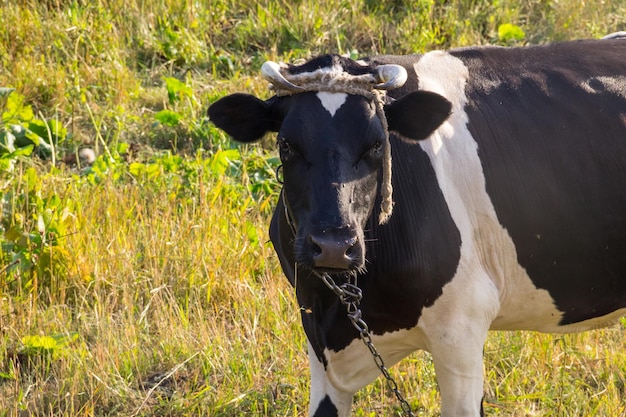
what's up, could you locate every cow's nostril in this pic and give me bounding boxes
[345,237,358,258]
[309,237,323,257]
[309,233,359,270]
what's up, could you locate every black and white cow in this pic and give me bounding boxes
[208,38,626,416]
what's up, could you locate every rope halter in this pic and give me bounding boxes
[261,59,408,224]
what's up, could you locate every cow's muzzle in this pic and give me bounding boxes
[308,228,362,271]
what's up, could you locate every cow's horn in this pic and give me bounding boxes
[374,64,408,90]
[261,61,305,92]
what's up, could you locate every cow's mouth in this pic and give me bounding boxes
[311,264,364,276]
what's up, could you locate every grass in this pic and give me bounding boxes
[1,159,304,416]
[1,0,625,416]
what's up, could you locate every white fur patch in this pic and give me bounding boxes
[316,92,347,117]
[413,51,626,334]
[581,75,626,98]
[308,343,353,417]
[412,51,566,333]
[321,327,424,394]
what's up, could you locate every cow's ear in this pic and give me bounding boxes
[385,91,452,140]
[208,93,281,143]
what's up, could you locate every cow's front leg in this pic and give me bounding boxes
[429,335,486,417]
[308,343,354,417]
[420,270,498,417]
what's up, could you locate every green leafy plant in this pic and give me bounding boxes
[83,142,130,185]
[498,23,526,44]
[0,89,70,170]
[152,76,209,151]
[1,167,76,301]
[20,333,78,361]
[153,16,206,67]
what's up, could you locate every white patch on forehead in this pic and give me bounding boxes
[413,51,570,333]
[581,75,626,98]
[316,91,348,117]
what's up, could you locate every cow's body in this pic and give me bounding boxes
[208,38,626,417]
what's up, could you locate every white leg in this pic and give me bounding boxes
[418,268,499,417]
[308,342,354,417]
[429,333,486,417]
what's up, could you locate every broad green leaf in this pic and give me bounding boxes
[22,335,57,351]
[28,119,67,144]
[4,225,23,242]
[498,23,525,43]
[24,166,38,191]
[0,87,15,98]
[164,76,193,104]
[115,142,129,155]
[129,162,146,176]
[47,119,67,143]
[0,130,16,152]
[10,124,33,147]
[7,144,34,158]
[4,91,33,123]
[245,220,259,248]
[27,119,48,142]
[0,371,13,380]
[154,109,181,126]
[209,148,241,176]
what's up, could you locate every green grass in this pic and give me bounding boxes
[1,1,625,416]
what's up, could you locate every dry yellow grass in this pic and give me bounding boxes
[1,1,625,416]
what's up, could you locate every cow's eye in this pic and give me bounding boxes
[355,140,384,170]
[368,141,383,157]
[278,137,310,166]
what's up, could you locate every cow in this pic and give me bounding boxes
[207,38,626,417]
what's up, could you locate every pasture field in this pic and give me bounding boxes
[1,0,625,415]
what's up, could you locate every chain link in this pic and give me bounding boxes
[318,273,416,417]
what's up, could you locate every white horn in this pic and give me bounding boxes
[374,64,408,90]
[261,61,304,92]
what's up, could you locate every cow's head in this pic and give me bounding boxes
[208,55,451,274]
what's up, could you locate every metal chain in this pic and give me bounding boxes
[318,272,416,417]
[282,189,414,415]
